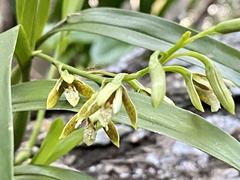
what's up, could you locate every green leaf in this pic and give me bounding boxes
[14,25,32,69]
[0,26,19,180]
[13,26,34,151]
[14,165,94,180]
[37,8,240,87]
[31,118,64,165]
[16,0,50,48]
[46,127,85,164]
[15,175,54,180]
[12,80,240,170]
[13,111,30,151]
[90,37,134,65]
[62,0,84,18]
[34,0,51,44]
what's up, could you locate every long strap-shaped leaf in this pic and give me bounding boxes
[16,0,50,49]
[12,80,240,170]
[37,8,240,87]
[14,165,94,180]
[0,26,19,180]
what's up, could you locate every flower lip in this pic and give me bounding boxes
[192,73,220,112]
[46,71,94,109]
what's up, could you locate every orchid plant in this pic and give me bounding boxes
[1,1,240,179]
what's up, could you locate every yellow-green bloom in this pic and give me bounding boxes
[205,64,235,114]
[185,51,235,114]
[76,74,137,130]
[192,73,220,112]
[47,70,94,109]
[79,84,137,130]
[60,76,137,147]
[89,111,120,147]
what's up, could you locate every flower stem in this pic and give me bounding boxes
[34,52,107,84]
[168,51,212,66]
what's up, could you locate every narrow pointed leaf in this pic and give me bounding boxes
[45,128,84,164]
[31,119,64,165]
[14,25,32,70]
[11,80,240,170]
[16,0,50,48]
[37,8,240,87]
[0,26,19,180]
[14,165,94,180]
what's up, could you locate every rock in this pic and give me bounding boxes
[210,168,240,180]
[172,141,209,167]
[126,128,150,143]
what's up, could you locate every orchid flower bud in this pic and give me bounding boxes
[214,18,240,34]
[205,64,235,114]
[149,51,166,108]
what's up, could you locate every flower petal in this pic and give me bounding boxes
[192,73,212,90]
[112,87,123,114]
[61,70,74,84]
[96,82,121,106]
[96,73,125,106]
[104,121,120,147]
[78,92,101,120]
[72,77,94,98]
[46,78,65,109]
[195,87,220,112]
[184,74,204,112]
[59,113,80,139]
[122,86,138,129]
